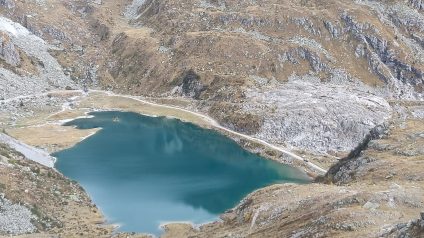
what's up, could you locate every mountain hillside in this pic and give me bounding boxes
[0,0,423,237]
[1,0,423,156]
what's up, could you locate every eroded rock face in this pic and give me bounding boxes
[240,75,392,153]
[181,70,203,98]
[0,17,76,101]
[111,0,422,154]
[410,0,424,10]
[0,32,20,66]
[163,109,424,238]
[120,0,423,98]
[343,2,424,99]
[1,0,423,156]
[172,69,205,99]
[0,0,15,9]
[382,213,424,237]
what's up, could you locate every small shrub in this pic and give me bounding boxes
[8,159,17,165]
[31,167,41,175]
[0,183,6,191]
[31,205,43,218]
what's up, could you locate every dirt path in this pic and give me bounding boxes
[90,90,328,174]
[1,90,84,103]
[3,89,327,174]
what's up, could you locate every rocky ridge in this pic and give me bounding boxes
[1,0,423,155]
[0,16,76,100]
[0,0,423,237]
[110,0,423,154]
[163,102,424,237]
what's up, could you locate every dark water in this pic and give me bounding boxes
[53,111,309,235]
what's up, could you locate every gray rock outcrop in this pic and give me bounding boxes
[0,16,76,100]
[241,74,392,153]
[0,0,15,9]
[0,194,36,235]
[0,32,20,66]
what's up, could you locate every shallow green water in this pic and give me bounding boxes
[53,111,309,235]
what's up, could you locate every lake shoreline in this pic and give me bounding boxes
[2,90,317,236]
[59,107,320,178]
[6,90,326,176]
[53,110,311,235]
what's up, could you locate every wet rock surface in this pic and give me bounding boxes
[172,69,205,99]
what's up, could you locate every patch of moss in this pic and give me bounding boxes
[30,205,43,219]
[0,183,6,191]
[31,167,41,175]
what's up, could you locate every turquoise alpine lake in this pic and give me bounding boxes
[53,111,310,235]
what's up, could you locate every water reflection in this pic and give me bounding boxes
[53,111,309,235]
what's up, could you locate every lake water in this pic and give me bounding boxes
[53,111,309,235]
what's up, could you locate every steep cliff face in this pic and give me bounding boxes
[0,32,20,66]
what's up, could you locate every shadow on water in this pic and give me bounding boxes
[53,111,310,235]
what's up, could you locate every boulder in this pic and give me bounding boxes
[0,0,15,9]
[0,32,20,66]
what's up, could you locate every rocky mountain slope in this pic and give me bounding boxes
[0,0,423,237]
[1,0,423,155]
[109,0,423,155]
[0,143,113,237]
[0,141,156,237]
[163,102,424,237]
